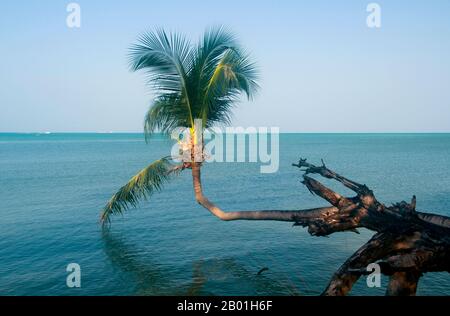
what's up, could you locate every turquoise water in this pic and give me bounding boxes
[0,133,449,296]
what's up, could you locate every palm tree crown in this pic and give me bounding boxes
[129,27,259,136]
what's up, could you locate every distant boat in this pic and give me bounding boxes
[35,132,51,136]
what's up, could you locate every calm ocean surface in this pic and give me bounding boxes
[0,133,449,296]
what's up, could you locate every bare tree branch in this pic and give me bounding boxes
[193,157,450,296]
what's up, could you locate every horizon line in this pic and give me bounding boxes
[2,131,450,134]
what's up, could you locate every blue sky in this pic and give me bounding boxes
[1,0,450,132]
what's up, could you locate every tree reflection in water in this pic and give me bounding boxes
[101,229,308,296]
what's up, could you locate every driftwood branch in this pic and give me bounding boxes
[193,157,450,295]
[290,158,450,296]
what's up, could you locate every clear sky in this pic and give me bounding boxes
[1,0,450,132]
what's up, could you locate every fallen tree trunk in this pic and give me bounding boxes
[195,158,450,296]
[291,158,450,296]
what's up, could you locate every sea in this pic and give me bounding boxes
[0,133,449,295]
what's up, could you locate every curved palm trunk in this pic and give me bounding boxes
[191,162,335,222]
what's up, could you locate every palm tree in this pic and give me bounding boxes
[101,27,327,224]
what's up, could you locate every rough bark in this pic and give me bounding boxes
[189,158,450,296]
[386,271,420,296]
